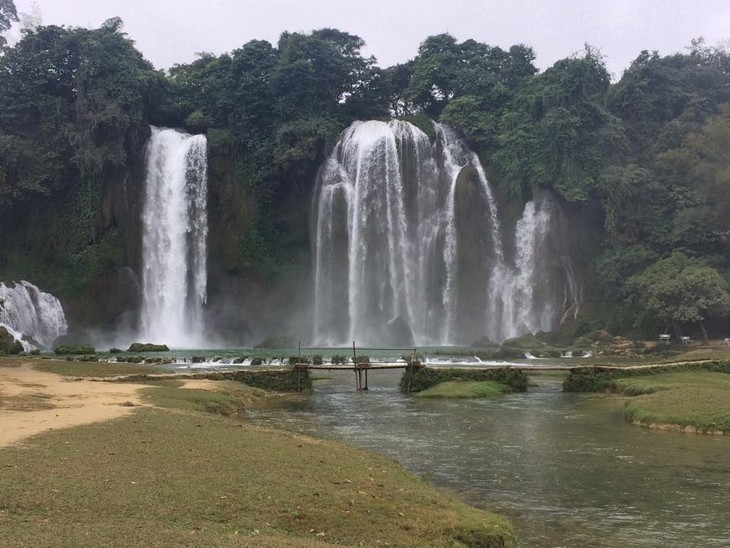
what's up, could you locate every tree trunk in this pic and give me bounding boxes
[699,320,709,344]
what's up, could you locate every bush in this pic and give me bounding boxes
[127,343,169,352]
[330,354,347,364]
[312,354,323,365]
[563,361,730,392]
[54,344,96,355]
[400,367,528,394]
[288,355,311,365]
[250,357,263,366]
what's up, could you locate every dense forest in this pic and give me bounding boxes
[1,6,730,343]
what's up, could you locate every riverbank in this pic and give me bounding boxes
[0,358,517,547]
[564,361,730,434]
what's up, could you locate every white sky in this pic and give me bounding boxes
[7,0,730,80]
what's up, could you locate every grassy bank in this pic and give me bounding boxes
[618,372,730,433]
[564,361,730,434]
[415,380,512,399]
[0,360,517,547]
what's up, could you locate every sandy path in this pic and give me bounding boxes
[0,363,148,448]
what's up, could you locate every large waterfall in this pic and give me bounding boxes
[140,127,208,348]
[312,120,579,346]
[0,281,67,350]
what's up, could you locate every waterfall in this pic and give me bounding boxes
[313,120,580,346]
[140,127,208,348]
[0,281,67,349]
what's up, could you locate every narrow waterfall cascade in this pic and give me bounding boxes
[140,126,208,348]
[0,281,67,350]
[312,120,580,346]
[497,192,581,341]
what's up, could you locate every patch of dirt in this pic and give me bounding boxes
[0,363,149,447]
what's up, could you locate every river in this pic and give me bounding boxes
[247,370,730,547]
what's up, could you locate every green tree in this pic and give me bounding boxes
[492,47,627,201]
[628,252,730,341]
[405,34,536,117]
[0,0,18,39]
[607,44,730,160]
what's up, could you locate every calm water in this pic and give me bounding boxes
[247,371,730,547]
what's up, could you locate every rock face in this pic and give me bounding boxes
[380,316,415,348]
[0,326,23,354]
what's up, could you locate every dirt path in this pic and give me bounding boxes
[0,363,149,448]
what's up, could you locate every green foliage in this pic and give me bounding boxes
[0,0,18,37]
[228,369,311,392]
[127,343,170,352]
[628,252,730,337]
[563,360,730,392]
[53,344,96,355]
[492,47,628,202]
[400,367,528,394]
[405,34,536,117]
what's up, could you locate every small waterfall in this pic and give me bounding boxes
[499,192,580,339]
[140,127,208,348]
[313,120,581,346]
[0,281,67,349]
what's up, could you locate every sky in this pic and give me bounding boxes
[7,0,730,80]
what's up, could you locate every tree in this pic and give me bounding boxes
[492,47,627,201]
[628,252,730,341]
[0,0,18,34]
[607,45,730,160]
[405,34,536,117]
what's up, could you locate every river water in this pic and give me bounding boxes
[247,370,730,547]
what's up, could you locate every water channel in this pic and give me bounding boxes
[247,370,730,547]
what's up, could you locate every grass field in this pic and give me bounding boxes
[616,371,730,433]
[0,359,517,547]
[415,380,511,399]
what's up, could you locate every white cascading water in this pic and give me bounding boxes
[140,127,208,348]
[0,281,67,349]
[313,120,580,346]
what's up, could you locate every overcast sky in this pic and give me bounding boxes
[8,0,730,80]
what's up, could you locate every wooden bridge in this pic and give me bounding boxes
[293,361,580,390]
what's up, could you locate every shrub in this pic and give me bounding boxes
[54,344,96,355]
[400,367,528,394]
[127,343,169,352]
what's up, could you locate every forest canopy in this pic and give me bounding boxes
[1,11,730,338]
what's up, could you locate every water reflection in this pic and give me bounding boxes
[247,371,730,547]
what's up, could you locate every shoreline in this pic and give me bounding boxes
[0,358,518,547]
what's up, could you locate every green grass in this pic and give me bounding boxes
[143,380,269,416]
[616,371,730,433]
[0,384,517,547]
[415,380,511,399]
